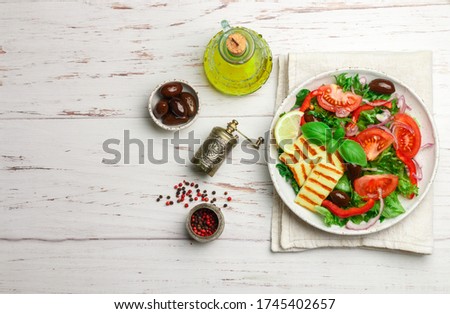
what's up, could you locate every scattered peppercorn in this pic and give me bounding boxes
[223,204,228,208]
[184,203,189,208]
[158,182,233,209]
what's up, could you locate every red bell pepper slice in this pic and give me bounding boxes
[395,150,417,199]
[321,199,376,218]
[299,89,322,112]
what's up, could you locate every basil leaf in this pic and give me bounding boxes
[338,139,367,166]
[301,122,330,146]
[292,89,310,109]
[333,125,345,140]
[326,138,340,154]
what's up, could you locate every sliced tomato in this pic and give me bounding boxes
[356,128,394,161]
[317,84,362,114]
[354,174,398,199]
[392,113,421,159]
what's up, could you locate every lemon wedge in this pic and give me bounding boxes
[274,110,303,155]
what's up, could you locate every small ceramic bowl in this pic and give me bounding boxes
[186,203,225,243]
[148,79,200,131]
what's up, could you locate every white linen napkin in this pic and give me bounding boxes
[271,52,434,254]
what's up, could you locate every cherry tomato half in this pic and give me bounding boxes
[354,174,399,199]
[317,84,362,114]
[356,128,394,161]
[392,113,421,159]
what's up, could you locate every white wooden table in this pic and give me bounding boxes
[1,0,450,293]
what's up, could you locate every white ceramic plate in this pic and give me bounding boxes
[268,68,439,235]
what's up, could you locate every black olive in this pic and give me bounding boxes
[329,190,351,208]
[369,79,395,95]
[346,163,362,181]
[304,112,318,123]
[160,82,182,97]
[169,97,188,118]
[153,99,169,118]
[180,92,197,117]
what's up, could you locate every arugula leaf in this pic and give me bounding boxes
[367,146,419,198]
[382,192,405,219]
[357,109,380,130]
[292,89,310,109]
[276,163,300,194]
[315,206,347,227]
[307,104,351,129]
[397,171,419,197]
[338,139,368,166]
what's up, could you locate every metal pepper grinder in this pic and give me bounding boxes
[191,120,264,176]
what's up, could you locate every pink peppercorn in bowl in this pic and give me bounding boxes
[186,203,224,243]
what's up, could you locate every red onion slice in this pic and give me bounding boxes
[362,167,379,172]
[420,143,434,150]
[336,107,351,118]
[397,95,412,114]
[346,123,359,137]
[346,189,384,231]
[359,76,367,85]
[375,109,391,122]
[412,158,423,181]
[391,120,415,135]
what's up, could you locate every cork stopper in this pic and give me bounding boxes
[226,33,247,56]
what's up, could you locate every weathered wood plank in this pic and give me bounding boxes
[0,1,448,119]
[1,239,450,293]
[0,116,449,240]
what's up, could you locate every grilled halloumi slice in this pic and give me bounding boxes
[293,136,325,166]
[279,152,315,187]
[295,162,344,211]
[279,135,344,187]
[278,136,325,187]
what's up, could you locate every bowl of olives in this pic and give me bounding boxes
[148,80,199,131]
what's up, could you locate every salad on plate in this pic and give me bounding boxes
[274,73,431,230]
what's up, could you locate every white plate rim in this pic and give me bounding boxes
[268,67,439,236]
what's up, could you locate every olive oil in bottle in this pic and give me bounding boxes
[203,20,273,96]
